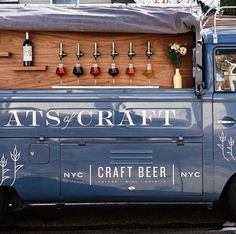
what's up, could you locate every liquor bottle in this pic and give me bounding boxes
[23,32,33,66]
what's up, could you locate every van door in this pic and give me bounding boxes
[213,48,236,192]
[60,90,203,201]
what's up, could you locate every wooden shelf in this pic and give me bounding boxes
[0,52,12,57]
[12,66,47,71]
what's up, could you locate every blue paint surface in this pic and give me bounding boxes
[0,29,235,204]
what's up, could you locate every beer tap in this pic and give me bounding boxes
[127,41,136,60]
[90,42,101,86]
[59,42,67,62]
[56,43,67,85]
[145,41,153,59]
[110,41,119,62]
[108,41,119,86]
[126,42,136,86]
[144,41,155,85]
[73,42,84,85]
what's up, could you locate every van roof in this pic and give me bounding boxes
[0,4,200,34]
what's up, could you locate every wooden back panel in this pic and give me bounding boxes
[0,31,193,89]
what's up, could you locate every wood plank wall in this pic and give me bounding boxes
[0,31,193,89]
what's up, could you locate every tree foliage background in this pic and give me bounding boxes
[221,0,236,15]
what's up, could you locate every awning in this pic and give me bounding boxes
[0,4,200,33]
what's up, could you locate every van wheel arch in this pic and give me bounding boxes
[0,187,9,220]
[220,173,236,218]
[0,186,21,221]
[219,173,236,201]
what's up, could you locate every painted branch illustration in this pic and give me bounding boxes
[0,154,10,186]
[10,145,23,186]
[227,137,236,160]
[217,131,229,161]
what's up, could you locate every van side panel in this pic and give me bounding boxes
[0,90,209,202]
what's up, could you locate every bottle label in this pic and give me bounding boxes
[23,45,32,61]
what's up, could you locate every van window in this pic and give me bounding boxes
[215,49,236,92]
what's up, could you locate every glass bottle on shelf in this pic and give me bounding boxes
[23,32,33,66]
[143,41,154,85]
[56,43,67,85]
[73,42,84,85]
[108,41,119,85]
[125,42,136,86]
[90,42,101,86]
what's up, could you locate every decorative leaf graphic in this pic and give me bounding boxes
[217,144,223,150]
[15,165,23,173]
[0,154,10,186]
[219,131,227,142]
[3,176,10,181]
[3,169,10,174]
[10,145,21,162]
[228,137,235,147]
[0,155,7,167]
[10,146,23,186]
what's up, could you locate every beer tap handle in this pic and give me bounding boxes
[128,42,136,59]
[76,42,84,60]
[93,42,101,60]
[111,41,119,59]
[59,42,67,61]
[145,41,153,59]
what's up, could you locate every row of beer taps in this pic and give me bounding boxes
[56,41,154,86]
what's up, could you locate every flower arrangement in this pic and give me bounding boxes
[168,43,187,68]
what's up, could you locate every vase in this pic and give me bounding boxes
[173,68,182,88]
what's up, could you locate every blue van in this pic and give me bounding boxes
[0,4,236,219]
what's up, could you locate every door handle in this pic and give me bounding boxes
[217,116,236,127]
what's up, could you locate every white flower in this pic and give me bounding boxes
[179,47,187,56]
[171,43,180,51]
